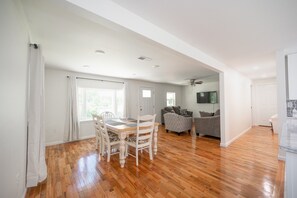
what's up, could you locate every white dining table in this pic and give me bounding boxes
[105,118,159,168]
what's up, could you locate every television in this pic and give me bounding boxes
[197,91,217,103]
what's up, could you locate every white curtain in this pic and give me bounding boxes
[64,76,80,141]
[26,45,47,187]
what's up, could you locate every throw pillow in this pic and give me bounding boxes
[172,106,181,115]
[180,109,187,115]
[200,111,214,117]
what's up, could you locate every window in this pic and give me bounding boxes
[166,92,176,106]
[78,88,124,121]
[142,89,151,98]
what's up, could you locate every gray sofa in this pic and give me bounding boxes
[164,113,192,135]
[161,106,193,124]
[194,109,220,138]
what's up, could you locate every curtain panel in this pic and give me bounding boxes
[64,76,80,142]
[26,45,47,187]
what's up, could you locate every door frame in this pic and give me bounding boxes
[138,86,155,116]
[251,81,277,126]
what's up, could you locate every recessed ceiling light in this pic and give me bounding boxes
[82,65,90,68]
[95,50,105,54]
[138,56,152,61]
[152,65,160,68]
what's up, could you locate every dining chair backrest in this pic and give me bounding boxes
[136,114,156,147]
[97,119,110,144]
[92,114,102,125]
[92,114,103,152]
[100,111,115,121]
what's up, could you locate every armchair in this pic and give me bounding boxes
[161,106,193,124]
[164,113,192,135]
[194,115,220,138]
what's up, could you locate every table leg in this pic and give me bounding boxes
[119,132,127,168]
[153,125,158,155]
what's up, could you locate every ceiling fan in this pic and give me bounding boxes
[190,79,203,86]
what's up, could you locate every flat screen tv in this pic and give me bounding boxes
[197,91,217,103]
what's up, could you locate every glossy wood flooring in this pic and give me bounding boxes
[26,126,284,198]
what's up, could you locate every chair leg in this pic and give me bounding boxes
[101,141,104,156]
[107,146,111,162]
[149,146,153,160]
[178,133,181,136]
[166,129,168,133]
[125,144,128,157]
[95,135,98,150]
[98,140,101,155]
[136,149,139,166]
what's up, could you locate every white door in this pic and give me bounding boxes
[252,83,277,126]
[139,87,155,116]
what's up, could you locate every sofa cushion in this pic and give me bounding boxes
[172,106,181,115]
[200,111,214,117]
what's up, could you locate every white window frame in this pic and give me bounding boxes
[142,89,152,98]
[166,92,176,106]
[77,87,124,121]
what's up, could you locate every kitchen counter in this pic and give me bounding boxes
[280,118,297,198]
[280,118,297,153]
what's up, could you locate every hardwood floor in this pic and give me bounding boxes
[26,126,284,198]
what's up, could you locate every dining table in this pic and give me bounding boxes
[104,118,160,168]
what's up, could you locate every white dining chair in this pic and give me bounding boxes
[98,119,120,162]
[92,114,103,153]
[100,111,116,120]
[125,114,156,166]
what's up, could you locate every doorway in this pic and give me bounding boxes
[139,86,155,116]
[252,82,277,126]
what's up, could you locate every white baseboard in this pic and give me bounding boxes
[220,126,251,147]
[45,140,64,146]
[80,135,96,140]
[45,135,96,146]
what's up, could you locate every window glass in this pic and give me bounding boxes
[78,88,124,121]
[142,90,151,98]
[166,92,176,106]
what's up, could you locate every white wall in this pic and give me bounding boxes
[0,1,30,197]
[45,68,182,145]
[181,82,220,117]
[220,69,252,147]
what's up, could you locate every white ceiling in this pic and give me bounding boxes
[112,0,297,79]
[21,0,219,85]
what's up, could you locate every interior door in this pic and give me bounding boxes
[139,87,155,116]
[252,83,277,126]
